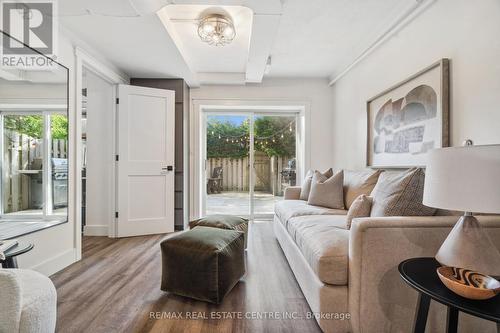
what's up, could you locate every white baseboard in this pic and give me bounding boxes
[83,224,108,236]
[30,248,77,276]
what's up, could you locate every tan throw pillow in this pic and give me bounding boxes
[346,195,373,229]
[307,170,344,209]
[370,168,436,217]
[300,168,333,201]
[343,169,382,209]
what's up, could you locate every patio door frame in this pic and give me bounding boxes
[200,108,303,221]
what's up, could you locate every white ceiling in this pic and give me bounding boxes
[58,0,420,86]
[59,0,198,84]
[270,0,414,78]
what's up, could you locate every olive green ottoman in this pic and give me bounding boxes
[189,215,249,248]
[160,226,245,304]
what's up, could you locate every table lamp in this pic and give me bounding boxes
[423,144,500,277]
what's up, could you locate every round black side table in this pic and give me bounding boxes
[0,242,34,268]
[399,257,500,333]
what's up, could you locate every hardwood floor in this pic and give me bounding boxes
[51,222,321,333]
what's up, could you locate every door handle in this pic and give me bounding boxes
[162,166,174,171]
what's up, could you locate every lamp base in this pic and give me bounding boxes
[436,213,500,277]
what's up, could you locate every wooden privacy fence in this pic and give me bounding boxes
[2,130,68,213]
[206,152,292,196]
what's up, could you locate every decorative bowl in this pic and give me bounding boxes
[437,266,500,300]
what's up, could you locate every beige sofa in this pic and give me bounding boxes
[274,172,500,333]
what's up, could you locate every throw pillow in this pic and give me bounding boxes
[370,168,436,217]
[307,170,344,209]
[346,194,373,229]
[343,169,382,209]
[299,168,333,201]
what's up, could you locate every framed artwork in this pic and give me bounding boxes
[366,59,450,168]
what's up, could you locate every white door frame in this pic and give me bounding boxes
[74,47,129,258]
[190,99,310,221]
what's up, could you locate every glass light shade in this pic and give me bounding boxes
[202,23,215,33]
[223,26,234,37]
[197,14,236,46]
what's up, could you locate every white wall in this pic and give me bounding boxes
[0,82,66,103]
[191,78,335,170]
[330,0,500,169]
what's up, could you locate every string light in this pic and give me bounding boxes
[209,119,295,143]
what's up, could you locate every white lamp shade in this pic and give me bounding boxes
[423,144,500,214]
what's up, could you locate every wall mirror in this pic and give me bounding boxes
[0,31,69,239]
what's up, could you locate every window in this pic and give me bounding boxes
[0,111,68,219]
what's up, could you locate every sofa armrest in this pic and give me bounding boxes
[284,186,301,200]
[348,216,500,333]
[0,270,22,333]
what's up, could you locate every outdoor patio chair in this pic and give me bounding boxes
[207,166,223,194]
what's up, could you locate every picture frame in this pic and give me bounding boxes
[366,59,450,168]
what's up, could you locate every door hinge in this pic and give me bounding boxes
[116,98,119,104]
[115,212,119,218]
[115,155,119,161]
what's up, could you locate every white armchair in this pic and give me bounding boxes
[0,269,57,333]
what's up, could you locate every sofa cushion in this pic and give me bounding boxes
[307,170,345,209]
[370,168,436,217]
[346,194,373,229]
[299,168,333,201]
[274,200,347,226]
[286,214,348,239]
[343,169,382,209]
[286,215,349,285]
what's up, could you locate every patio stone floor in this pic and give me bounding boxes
[206,191,283,217]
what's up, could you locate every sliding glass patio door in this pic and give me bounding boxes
[203,112,297,220]
[205,114,252,217]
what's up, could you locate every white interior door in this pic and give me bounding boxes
[116,84,175,237]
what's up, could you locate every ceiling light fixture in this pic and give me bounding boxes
[197,14,235,46]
